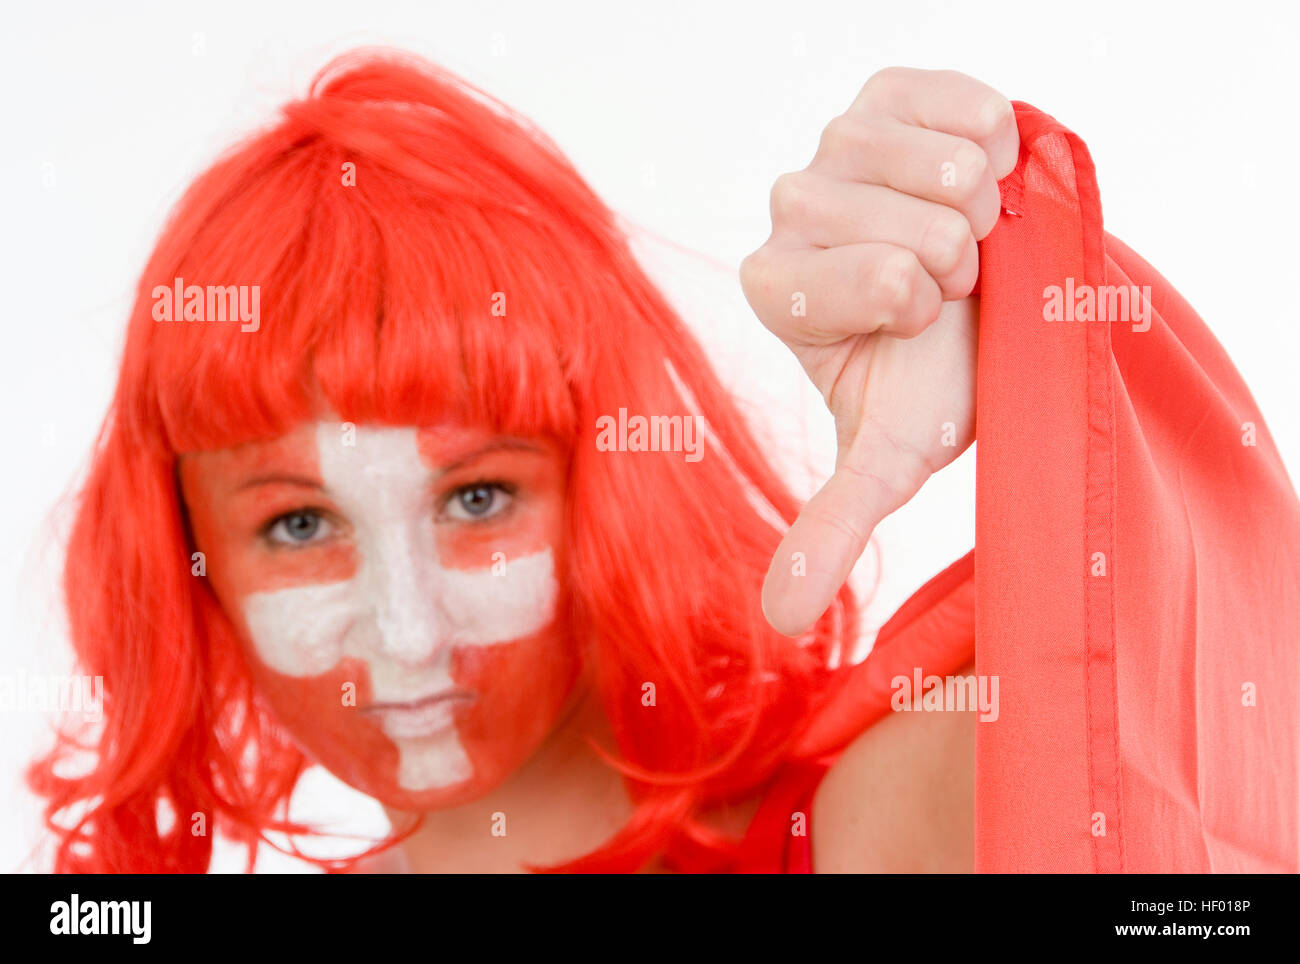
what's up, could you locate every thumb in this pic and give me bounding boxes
[761,443,928,637]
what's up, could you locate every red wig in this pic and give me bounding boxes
[27,49,857,873]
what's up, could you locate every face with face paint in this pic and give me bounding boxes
[178,420,580,811]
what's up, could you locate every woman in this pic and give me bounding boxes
[28,51,1298,873]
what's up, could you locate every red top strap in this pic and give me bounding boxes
[665,551,978,873]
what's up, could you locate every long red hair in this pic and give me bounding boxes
[27,48,857,873]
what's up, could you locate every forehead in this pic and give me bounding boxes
[179,421,558,492]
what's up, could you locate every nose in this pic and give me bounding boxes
[365,522,450,666]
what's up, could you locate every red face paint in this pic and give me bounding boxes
[180,421,580,810]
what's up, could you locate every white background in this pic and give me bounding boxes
[2,0,1297,871]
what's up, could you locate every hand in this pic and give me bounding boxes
[739,67,1019,636]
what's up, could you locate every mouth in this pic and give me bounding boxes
[362,689,478,740]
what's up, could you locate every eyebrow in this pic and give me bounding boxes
[231,440,546,492]
[234,473,324,493]
[437,439,547,476]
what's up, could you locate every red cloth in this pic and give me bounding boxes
[970,102,1299,872]
[717,102,1300,873]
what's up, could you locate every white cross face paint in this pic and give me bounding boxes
[233,423,565,794]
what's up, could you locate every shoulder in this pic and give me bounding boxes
[811,660,976,872]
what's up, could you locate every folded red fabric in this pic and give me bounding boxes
[971,102,1300,872]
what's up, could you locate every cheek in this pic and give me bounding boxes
[240,569,356,676]
[245,658,403,792]
[189,501,359,637]
[452,619,582,753]
[437,539,580,750]
[433,497,564,573]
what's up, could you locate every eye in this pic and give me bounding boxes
[444,482,513,522]
[265,509,333,546]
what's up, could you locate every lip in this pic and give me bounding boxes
[362,690,477,740]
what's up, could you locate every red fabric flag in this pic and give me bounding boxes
[972,102,1300,872]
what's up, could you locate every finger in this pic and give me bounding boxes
[767,172,979,300]
[740,242,942,346]
[810,116,1003,240]
[762,437,930,637]
[850,66,1020,179]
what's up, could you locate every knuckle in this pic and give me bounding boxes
[817,116,842,156]
[948,140,990,201]
[874,249,919,312]
[838,460,905,506]
[769,171,810,225]
[739,248,800,337]
[739,248,771,303]
[738,250,758,294]
[860,66,905,107]
[806,504,868,548]
[919,210,971,277]
[818,113,856,159]
[972,89,1015,141]
[934,68,970,85]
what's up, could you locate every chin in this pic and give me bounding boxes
[299,728,546,814]
[365,775,499,813]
